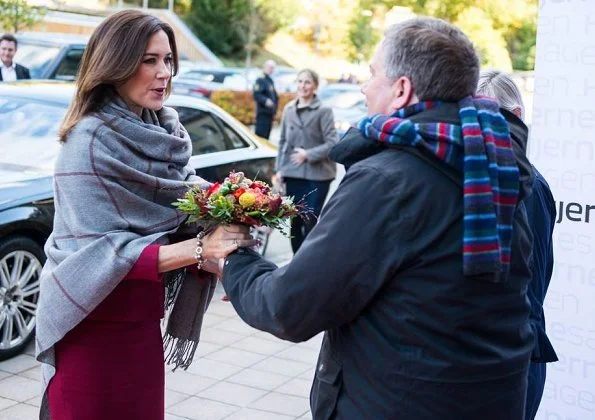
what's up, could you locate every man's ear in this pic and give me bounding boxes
[512,107,523,119]
[388,76,415,113]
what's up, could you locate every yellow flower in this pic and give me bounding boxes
[239,192,256,208]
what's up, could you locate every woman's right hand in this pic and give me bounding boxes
[273,171,283,186]
[201,224,257,261]
[158,224,257,274]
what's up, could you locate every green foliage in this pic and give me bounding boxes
[455,6,512,70]
[393,0,475,21]
[256,0,300,32]
[0,0,45,33]
[184,0,297,59]
[184,0,250,57]
[504,20,537,71]
[378,0,538,70]
[347,0,381,63]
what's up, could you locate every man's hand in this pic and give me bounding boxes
[201,259,221,276]
[265,98,274,108]
[290,148,308,165]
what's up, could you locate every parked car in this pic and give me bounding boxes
[318,83,362,102]
[14,32,88,80]
[321,89,367,138]
[172,66,257,98]
[0,81,278,360]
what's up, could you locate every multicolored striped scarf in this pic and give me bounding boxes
[358,96,519,278]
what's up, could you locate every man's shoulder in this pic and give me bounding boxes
[345,149,420,194]
[254,76,267,90]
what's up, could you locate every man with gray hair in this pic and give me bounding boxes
[478,70,559,420]
[219,18,534,419]
[252,59,278,139]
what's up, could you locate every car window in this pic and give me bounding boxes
[54,48,84,80]
[175,106,230,155]
[212,114,249,150]
[0,98,65,169]
[14,43,61,79]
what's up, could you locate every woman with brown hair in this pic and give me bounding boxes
[35,10,255,420]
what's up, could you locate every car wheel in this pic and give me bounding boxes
[0,236,44,361]
[252,226,271,256]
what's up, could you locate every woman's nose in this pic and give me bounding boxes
[157,62,171,79]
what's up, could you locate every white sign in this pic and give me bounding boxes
[530,0,595,419]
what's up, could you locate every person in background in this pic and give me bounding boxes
[213,18,535,419]
[0,33,30,82]
[275,68,337,253]
[477,69,558,420]
[253,59,278,139]
[35,10,254,420]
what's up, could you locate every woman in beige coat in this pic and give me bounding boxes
[275,69,338,252]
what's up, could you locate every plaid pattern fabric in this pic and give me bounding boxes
[358,97,519,277]
[36,97,215,420]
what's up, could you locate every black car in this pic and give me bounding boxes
[0,164,52,360]
[0,81,277,360]
[14,32,87,80]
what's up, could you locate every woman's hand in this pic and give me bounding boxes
[158,224,257,273]
[272,171,283,185]
[290,147,308,165]
[202,224,257,261]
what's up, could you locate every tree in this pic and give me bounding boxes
[184,0,296,59]
[379,0,538,70]
[504,21,536,71]
[0,0,45,33]
[347,7,380,63]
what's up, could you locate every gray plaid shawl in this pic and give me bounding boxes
[36,97,216,419]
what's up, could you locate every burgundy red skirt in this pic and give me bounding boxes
[48,245,166,420]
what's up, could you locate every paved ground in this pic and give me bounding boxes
[0,285,323,419]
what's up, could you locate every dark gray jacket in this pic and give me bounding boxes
[253,74,278,117]
[222,103,534,419]
[0,63,30,81]
[276,97,337,181]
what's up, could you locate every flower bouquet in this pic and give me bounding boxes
[173,171,311,235]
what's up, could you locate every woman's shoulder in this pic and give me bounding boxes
[316,103,335,120]
[68,114,111,139]
[284,99,298,110]
[62,114,115,155]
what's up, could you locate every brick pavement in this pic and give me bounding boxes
[0,282,322,419]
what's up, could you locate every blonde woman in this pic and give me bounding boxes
[275,69,338,252]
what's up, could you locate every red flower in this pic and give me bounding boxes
[250,181,270,194]
[233,188,246,200]
[207,182,221,196]
[241,215,261,226]
[268,195,282,214]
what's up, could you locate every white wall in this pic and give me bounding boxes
[530,1,595,419]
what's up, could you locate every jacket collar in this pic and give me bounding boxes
[0,60,15,71]
[286,96,322,128]
[330,102,534,203]
[289,96,321,111]
[500,108,533,201]
[500,108,528,154]
[329,102,461,169]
